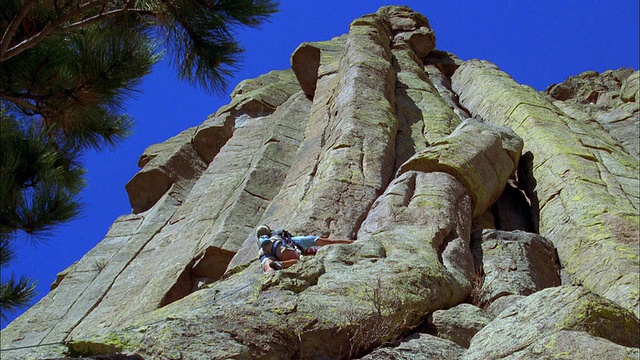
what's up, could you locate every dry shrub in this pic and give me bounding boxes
[340,277,414,359]
[466,265,488,308]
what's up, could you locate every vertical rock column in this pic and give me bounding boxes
[227,35,348,270]
[265,11,399,239]
[452,59,640,317]
[386,7,463,171]
[392,45,463,170]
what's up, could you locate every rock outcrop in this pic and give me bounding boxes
[1,6,638,360]
[452,60,639,316]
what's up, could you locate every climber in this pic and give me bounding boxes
[255,225,354,272]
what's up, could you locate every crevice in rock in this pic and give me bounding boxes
[506,100,562,120]
[193,247,236,283]
[579,140,614,154]
[491,177,535,232]
[352,193,380,240]
[422,49,462,78]
[423,55,471,121]
[244,188,269,201]
[160,246,236,307]
[515,152,540,233]
[436,229,457,267]
[391,84,425,173]
[160,258,197,308]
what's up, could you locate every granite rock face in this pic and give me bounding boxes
[2,6,638,360]
[470,229,561,306]
[452,60,639,317]
[465,286,639,360]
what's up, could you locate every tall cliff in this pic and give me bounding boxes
[2,6,638,360]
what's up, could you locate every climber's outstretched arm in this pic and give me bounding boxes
[315,238,355,247]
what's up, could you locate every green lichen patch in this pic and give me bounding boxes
[67,330,143,357]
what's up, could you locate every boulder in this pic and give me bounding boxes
[359,333,466,360]
[470,229,561,306]
[484,294,525,318]
[398,119,523,217]
[465,286,640,359]
[507,330,640,360]
[426,303,493,348]
[379,5,436,58]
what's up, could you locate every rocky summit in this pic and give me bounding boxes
[1,6,638,360]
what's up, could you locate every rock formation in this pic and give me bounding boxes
[1,6,638,360]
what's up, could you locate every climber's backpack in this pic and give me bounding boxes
[270,229,304,257]
[273,229,292,242]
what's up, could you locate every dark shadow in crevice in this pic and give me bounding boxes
[159,247,235,307]
[515,151,540,233]
[491,178,535,233]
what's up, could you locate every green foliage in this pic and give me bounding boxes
[1,0,279,94]
[0,108,77,316]
[157,0,278,93]
[1,22,156,150]
[0,240,36,321]
[1,110,84,239]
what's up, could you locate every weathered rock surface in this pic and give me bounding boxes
[484,294,525,317]
[2,5,638,360]
[452,59,639,317]
[359,333,466,360]
[545,68,639,160]
[465,286,640,359]
[125,127,208,214]
[426,303,493,348]
[470,229,561,306]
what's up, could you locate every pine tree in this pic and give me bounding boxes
[0,0,278,320]
[1,0,279,93]
[0,239,36,321]
[1,105,86,320]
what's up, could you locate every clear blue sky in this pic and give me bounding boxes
[2,1,638,329]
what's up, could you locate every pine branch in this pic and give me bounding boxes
[1,0,111,61]
[0,0,38,56]
[0,239,15,265]
[0,274,36,321]
[0,94,40,115]
[61,7,157,33]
